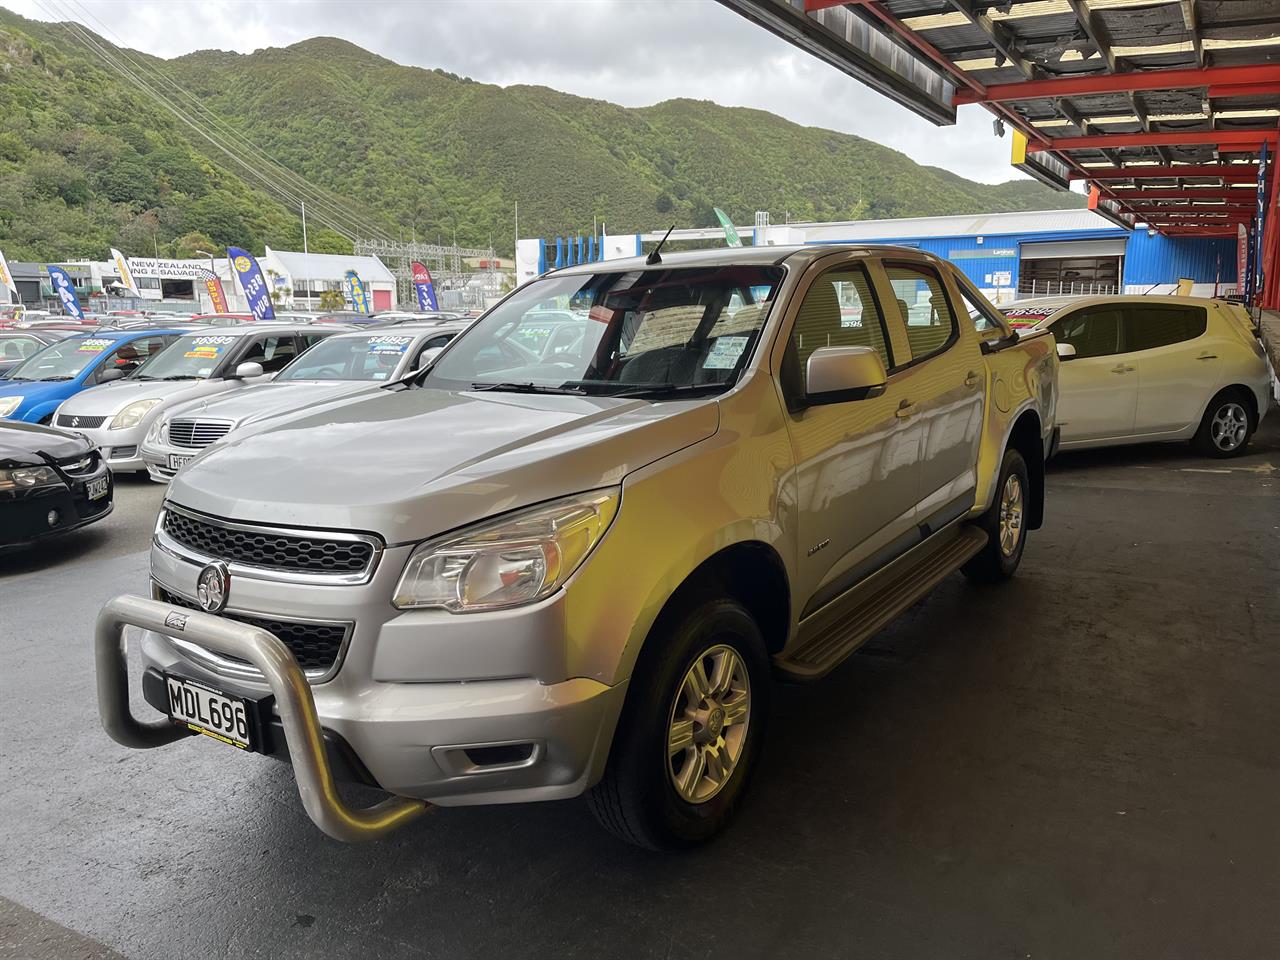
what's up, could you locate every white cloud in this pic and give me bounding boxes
[7,0,1027,183]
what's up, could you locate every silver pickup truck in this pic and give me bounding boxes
[96,244,1059,850]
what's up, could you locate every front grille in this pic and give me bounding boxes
[57,414,106,429]
[161,506,377,576]
[168,418,232,449]
[155,585,348,675]
[58,450,100,476]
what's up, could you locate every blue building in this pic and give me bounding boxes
[519,208,1239,302]
[797,208,1238,303]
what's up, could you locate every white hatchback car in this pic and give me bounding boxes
[1025,296,1271,457]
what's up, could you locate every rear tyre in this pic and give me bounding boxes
[1192,389,1254,458]
[586,597,769,850]
[962,447,1029,584]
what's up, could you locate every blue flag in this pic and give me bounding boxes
[344,270,371,314]
[411,261,438,310]
[227,246,276,322]
[47,265,85,321]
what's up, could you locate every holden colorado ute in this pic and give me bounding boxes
[95,244,1060,850]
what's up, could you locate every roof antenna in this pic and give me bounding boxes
[646,224,676,265]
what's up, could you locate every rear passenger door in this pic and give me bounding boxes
[1047,305,1135,442]
[880,261,985,525]
[1122,303,1215,435]
[781,259,921,613]
[238,334,301,375]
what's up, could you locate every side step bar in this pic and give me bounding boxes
[95,594,430,842]
[776,525,988,680]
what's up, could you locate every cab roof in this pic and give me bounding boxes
[550,242,944,276]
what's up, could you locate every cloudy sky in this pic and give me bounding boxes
[9,0,1033,184]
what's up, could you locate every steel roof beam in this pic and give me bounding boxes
[1064,0,1118,74]
[941,0,1041,80]
[954,64,1280,104]
[1069,164,1258,181]
[1034,130,1278,151]
[1102,188,1256,200]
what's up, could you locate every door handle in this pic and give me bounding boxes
[1196,353,1218,360]
[963,371,981,387]
[1110,364,1135,374]
[895,400,918,419]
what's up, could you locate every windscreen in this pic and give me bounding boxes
[5,336,115,381]
[130,333,236,380]
[276,334,413,382]
[425,265,784,397]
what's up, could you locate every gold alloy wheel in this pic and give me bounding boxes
[998,472,1024,557]
[1211,401,1249,452]
[667,644,751,804]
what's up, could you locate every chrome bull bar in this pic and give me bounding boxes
[95,594,430,843]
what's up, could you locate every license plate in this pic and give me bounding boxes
[86,476,109,500]
[165,675,252,749]
[168,453,193,471]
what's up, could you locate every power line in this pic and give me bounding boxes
[35,0,396,242]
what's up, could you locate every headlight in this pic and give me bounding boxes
[0,465,61,491]
[0,396,20,418]
[393,488,619,612]
[110,399,162,430]
[145,415,168,444]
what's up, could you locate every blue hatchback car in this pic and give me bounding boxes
[0,329,186,425]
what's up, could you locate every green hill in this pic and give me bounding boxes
[0,10,1082,261]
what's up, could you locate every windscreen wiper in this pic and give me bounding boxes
[469,381,587,395]
[36,375,74,382]
[588,382,725,399]
[160,374,200,381]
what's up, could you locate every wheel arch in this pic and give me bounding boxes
[645,540,791,661]
[1216,383,1260,424]
[1005,409,1045,530]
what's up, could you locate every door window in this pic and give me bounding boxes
[786,264,892,393]
[98,335,171,381]
[240,335,300,373]
[885,264,956,361]
[956,286,1008,339]
[1121,305,1207,352]
[1051,307,1122,359]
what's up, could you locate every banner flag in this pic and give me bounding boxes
[227,246,276,321]
[200,268,229,313]
[410,261,438,311]
[109,247,141,296]
[344,270,372,314]
[1237,224,1249,293]
[0,248,17,301]
[713,207,742,247]
[46,265,85,321]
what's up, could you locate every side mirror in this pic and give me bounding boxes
[1056,342,1077,361]
[412,346,444,374]
[98,368,125,383]
[803,346,887,406]
[232,361,264,379]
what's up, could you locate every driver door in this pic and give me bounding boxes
[1048,305,1136,443]
[782,259,921,615]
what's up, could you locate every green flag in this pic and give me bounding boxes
[713,207,742,247]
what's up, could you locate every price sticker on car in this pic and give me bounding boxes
[76,339,112,353]
[366,336,412,354]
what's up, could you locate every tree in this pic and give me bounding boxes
[318,290,345,310]
[171,230,217,259]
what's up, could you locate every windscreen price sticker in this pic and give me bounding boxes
[184,336,233,359]
[76,339,112,353]
[703,335,749,370]
[367,336,411,354]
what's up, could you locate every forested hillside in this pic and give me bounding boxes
[0,9,1082,261]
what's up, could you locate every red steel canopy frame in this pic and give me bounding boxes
[718,0,1280,307]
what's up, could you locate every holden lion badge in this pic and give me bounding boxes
[196,561,231,614]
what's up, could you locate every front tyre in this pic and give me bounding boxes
[587,598,770,850]
[962,447,1029,584]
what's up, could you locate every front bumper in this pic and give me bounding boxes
[140,437,199,483]
[74,423,146,471]
[0,468,113,549]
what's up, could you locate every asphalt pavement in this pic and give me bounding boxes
[1,423,1277,960]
